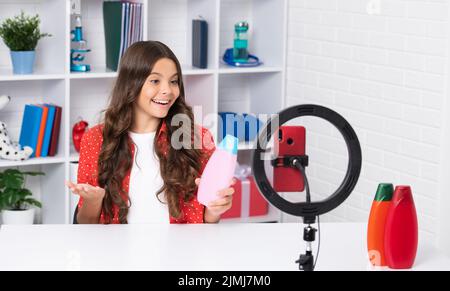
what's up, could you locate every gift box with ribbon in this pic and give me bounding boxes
[221,164,269,219]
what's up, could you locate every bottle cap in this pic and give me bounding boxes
[393,185,414,202]
[75,15,82,27]
[218,134,239,155]
[374,183,394,201]
[235,21,249,31]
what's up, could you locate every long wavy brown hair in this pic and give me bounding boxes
[98,41,204,224]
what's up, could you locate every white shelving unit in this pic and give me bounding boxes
[0,0,287,224]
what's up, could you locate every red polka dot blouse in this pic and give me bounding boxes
[76,122,216,224]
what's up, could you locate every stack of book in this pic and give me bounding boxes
[18,104,62,158]
[103,1,144,71]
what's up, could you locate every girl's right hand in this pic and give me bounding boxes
[65,181,105,203]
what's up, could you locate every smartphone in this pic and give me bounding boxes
[273,126,306,192]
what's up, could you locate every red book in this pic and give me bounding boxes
[48,105,62,156]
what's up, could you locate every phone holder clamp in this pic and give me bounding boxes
[271,155,309,169]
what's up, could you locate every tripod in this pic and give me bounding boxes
[253,105,362,273]
[272,155,319,271]
[296,219,318,271]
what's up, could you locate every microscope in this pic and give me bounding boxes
[70,15,91,72]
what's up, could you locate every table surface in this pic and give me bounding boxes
[0,222,448,271]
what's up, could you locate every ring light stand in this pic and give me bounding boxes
[252,104,362,271]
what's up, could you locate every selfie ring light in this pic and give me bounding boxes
[252,104,362,218]
[252,104,362,271]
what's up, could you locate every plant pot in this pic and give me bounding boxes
[10,50,35,74]
[1,208,35,224]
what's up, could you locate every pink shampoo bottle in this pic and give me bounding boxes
[197,134,239,206]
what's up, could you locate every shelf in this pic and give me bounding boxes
[218,72,284,117]
[238,142,256,150]
[69,151,79,163]
[238,140,274,150]
[0,156,66,168]
[69,67,117,79]
[182,66,215,76]
[68,66,215,79]
[0,0,286,225]
[220,211,281,223]
[219,64,283,74]
[0,0,66,81]
[0,69,65,82]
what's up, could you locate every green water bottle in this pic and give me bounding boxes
[233,21,249,62]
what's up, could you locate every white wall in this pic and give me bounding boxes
[440,0,450,257]
[285,0,448,250]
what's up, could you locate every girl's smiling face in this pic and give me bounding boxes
[134,57,180,120]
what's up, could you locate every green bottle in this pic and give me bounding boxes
[233,21,249,62]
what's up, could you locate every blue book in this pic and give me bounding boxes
[41,104,56,157]
[19,104,43,158]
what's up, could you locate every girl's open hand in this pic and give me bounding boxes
[65,181,105,203]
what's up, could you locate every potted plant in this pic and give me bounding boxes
[0,11,51,74]
[0,169,44,224]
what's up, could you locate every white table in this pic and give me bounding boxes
[0,223,448,271]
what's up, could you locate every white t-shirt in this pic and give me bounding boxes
[127,131,169,224]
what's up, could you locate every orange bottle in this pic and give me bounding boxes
[367,183,393,266]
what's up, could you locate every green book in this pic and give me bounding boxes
[103,1,123,71]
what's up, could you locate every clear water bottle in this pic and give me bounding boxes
[233,21,249,62]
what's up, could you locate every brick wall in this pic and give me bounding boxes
[285,0,448,246]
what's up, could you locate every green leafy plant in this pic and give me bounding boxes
[0,11,51,51]
[0,169,44,211]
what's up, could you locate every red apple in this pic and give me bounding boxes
[72,120,88,152]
